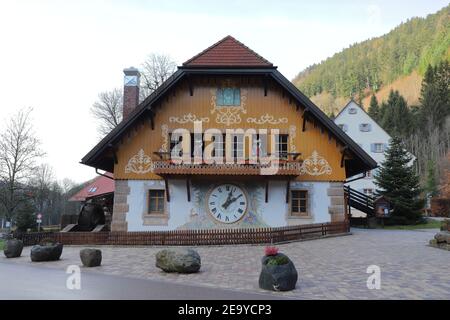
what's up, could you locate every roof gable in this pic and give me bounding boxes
[334,100,392,139]
[183,35,274,68]
[69,173,114,202]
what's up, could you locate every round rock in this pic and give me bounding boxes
[259,253,298,291]
[30,243,63,262]
[435,231,450,244]
[156,248,201,273]
[80,248,102,267]
[3,239,24,258]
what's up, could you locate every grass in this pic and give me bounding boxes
[382,219,443,230]
[0,240,4,251]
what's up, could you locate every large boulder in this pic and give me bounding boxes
[30,243,63,262]
[80,248,102,267]
[3,239,23,258]
[259,253,298,291]
[156,248,201,273]
[434,231,450,244]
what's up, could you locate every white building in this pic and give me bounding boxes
[334,100,391,197]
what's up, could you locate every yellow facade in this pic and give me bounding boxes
[114,76,348,181]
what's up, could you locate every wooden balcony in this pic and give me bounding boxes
[151,159,303,176]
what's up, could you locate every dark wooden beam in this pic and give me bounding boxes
[150,113,155,130]
[108,144,118,164]
[286,179,291,204]
[186,178,191,202]
[164,178,170,202]
[263,75,268,96]
[302,110,308,132]
[265,180,269,203]
[340,146,349,168]
[188,75,194,96]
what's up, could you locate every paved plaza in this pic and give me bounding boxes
[1,228,449,299]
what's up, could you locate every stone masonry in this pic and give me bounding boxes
[111,180,130,232]
[327,182,346,222]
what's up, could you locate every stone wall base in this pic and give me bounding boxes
[327,182,346,223]
[111,180,130,232]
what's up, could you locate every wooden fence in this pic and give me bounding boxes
[17,222,349,246]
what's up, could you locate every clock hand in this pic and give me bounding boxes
[223,194,242,210]
[221,189,234,208]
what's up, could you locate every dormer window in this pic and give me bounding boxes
[216,88,240,106]
[338,124,348,132]
[359,123,372,132]
[348,108,357,114]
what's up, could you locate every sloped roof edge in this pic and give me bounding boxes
[81,68,377,174]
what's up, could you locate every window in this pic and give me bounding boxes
[348,108,357,114]
[366,170,372,178]
[291,190,308,216]
[371,143,386,153]
[359,123,372,132]
[251,133,267,158]
[216,88,240,106]
[363,188,374,196]
[275,134,289,160]
[211,134,225,158]
[338,124,348,132]
[232,134,244,160]
[148,190,165,214]
[169,133,183,158]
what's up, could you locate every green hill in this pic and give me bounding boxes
[293,5,450,114]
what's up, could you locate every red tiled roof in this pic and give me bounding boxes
[69,173,114,202]
[183,35,274,68]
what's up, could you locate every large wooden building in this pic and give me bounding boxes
[81,36,377,232]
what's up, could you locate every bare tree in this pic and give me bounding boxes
[90,88,123,136]
[29,163,54,223]
[140,53,177,100]
[90,54,176,136]
[0,108,44,224]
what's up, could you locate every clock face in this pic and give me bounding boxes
[207,184,248,224]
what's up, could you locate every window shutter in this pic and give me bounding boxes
[383,143,388,151]
[216,89,224,106]
[233,88,241,105]
[371,143,376,152]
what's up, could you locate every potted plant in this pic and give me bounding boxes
[258,246,298,291]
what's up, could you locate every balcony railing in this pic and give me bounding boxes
[151,160,303,176]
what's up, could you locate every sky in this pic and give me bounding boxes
[0,0,448,184]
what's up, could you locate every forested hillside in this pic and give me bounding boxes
[293,4,450,114]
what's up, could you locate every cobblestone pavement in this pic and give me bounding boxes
[1,228,449,299]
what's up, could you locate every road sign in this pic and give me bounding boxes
[37,214,42,219]
[36,219,42,224]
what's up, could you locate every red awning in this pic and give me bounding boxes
[69,173,114,202]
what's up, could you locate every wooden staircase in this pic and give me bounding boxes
[344,186,375,217]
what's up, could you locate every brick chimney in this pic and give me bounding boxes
[122,67,141,120]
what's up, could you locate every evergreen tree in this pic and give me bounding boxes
[374,136,424,224]
[15,199,36,232]
[381,90,412,137]
[425,160,438,197]
[368,94,380,121]
[419,62,450,130]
